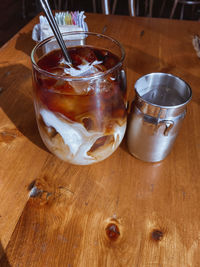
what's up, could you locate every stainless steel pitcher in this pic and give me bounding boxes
[127,73,192,162]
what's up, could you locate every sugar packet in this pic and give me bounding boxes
[32,11,88,42]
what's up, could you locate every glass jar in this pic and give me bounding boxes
[31,32,127,165]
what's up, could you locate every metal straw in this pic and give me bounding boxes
[39,0,72,65]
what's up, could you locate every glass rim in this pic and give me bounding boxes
[134,72,192,109]
[31,31,125,81]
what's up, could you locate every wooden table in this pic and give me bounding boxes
[0,13,200,267]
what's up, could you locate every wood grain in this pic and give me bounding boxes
[0,13,200,266]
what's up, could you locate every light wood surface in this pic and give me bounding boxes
[0,13,200,267]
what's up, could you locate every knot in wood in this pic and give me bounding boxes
[106,223,120,241]
[151,229,163,241]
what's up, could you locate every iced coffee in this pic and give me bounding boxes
[31,32,127,165]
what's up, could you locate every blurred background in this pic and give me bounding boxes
[1,0,200,47]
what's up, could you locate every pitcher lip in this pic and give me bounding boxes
[31,31,125,81]
[134,72,192,109]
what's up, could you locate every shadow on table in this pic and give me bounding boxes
[0,63,47,151]
[15,31,36,57]
[0,241,11,267]
[125,45,175,75]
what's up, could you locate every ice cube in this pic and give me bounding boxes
[69,79,92,94]
[63,59,103,77]
[75,47,97,63]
